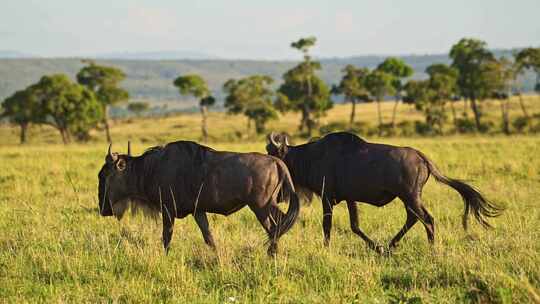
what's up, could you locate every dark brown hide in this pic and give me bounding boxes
[98,141,300,256]
[266,131,503,253]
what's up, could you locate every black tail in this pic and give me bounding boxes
[416,150,504,230]
[271,163,301,239]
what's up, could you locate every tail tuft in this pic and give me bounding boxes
[416,150,504,230]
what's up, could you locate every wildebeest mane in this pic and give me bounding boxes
[116,141,216,219]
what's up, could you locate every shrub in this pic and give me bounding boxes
[512,116,530,133]
[396,121,417,137]
[455,118,477,133]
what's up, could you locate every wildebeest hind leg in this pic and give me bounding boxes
[389,195,434,249]
[249,205,278,257]
[194,212,216,249]
[346,201,379,252]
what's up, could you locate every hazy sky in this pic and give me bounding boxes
[2,0,539,59]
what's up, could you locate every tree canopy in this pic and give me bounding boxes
[34,74,103,143]
[223,75,278,134]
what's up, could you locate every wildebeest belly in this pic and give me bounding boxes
[333,152,398,206]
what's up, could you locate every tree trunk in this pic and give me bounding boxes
[19,123,28,144]
[200,105,208,142]
[59,129,68,144]
[305,72,313,137]
[376,99,383,136]
[463,98,468,117]
[449,100,457,129]
[103,105,112,143]
[391,95,400,128]
[517,93,530,119]
[349,98,357,128]
[470,97,482,130]
[300,104,312,136]
[500,98,510,135]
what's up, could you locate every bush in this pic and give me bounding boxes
[513,116,530,132]
[455,118,476,133]
[396,121,417,137]
[415,121,437,136]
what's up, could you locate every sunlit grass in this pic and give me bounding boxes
[0,98,539,302]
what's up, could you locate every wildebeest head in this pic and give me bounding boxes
[266,132,290,159]
[97,142,135,218]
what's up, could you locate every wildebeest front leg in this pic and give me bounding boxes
[161,202,175,254]
[347,201,379,252]
[322,197,333,247]
[194,212,216,249]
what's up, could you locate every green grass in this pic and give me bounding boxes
[1,101,540,302]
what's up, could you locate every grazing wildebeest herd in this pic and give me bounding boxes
[97,131,504,256]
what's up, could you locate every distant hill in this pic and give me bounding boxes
[93,50,220,60]
[0,50,35,59]
[0,49,536,105]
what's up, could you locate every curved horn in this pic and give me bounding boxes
[127,141,131,156]
[107,144,118,162]
[269,132,280,147]
[284,134,290,146]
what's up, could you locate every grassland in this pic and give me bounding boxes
[0,99,539,303]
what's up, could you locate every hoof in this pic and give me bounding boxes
[373,244,391,256]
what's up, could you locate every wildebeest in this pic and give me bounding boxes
[98,141,300,256]
[266,131,503,254]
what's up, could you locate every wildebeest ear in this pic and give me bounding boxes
[116,158,127,171]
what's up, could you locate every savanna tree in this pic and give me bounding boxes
[1,86,43,143]
[365,70,395,135]
[127,101,150,117]
[277,63,332,136]
[483,58,515,134]
[403,80,445,133]
[376,57,413,128]
[425,64,459,128]
[173,74,215,142]
[514,47,540,119]
[282,36,332,136]
[34,74,102,143]
[77,61,129,143]
[333,65,370,127]
[223,75,278,134]
[450,38,495,130]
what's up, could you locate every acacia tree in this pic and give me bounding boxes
[77,61,129,143]
[173,74,214,142]
[514,47,540,119]
[34,74,103,143]
[283,36,331,136]
[450,38,495,130]
[483,58,515,134]
[1,87,43,143]
[223,75,278,134]
[365,70,395,135]
[277,64,332,136]
[333,65,370,127]
[425,64,459,128]
[376,57,413,128]
[127,101,150,117]
[403,79,445,133]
